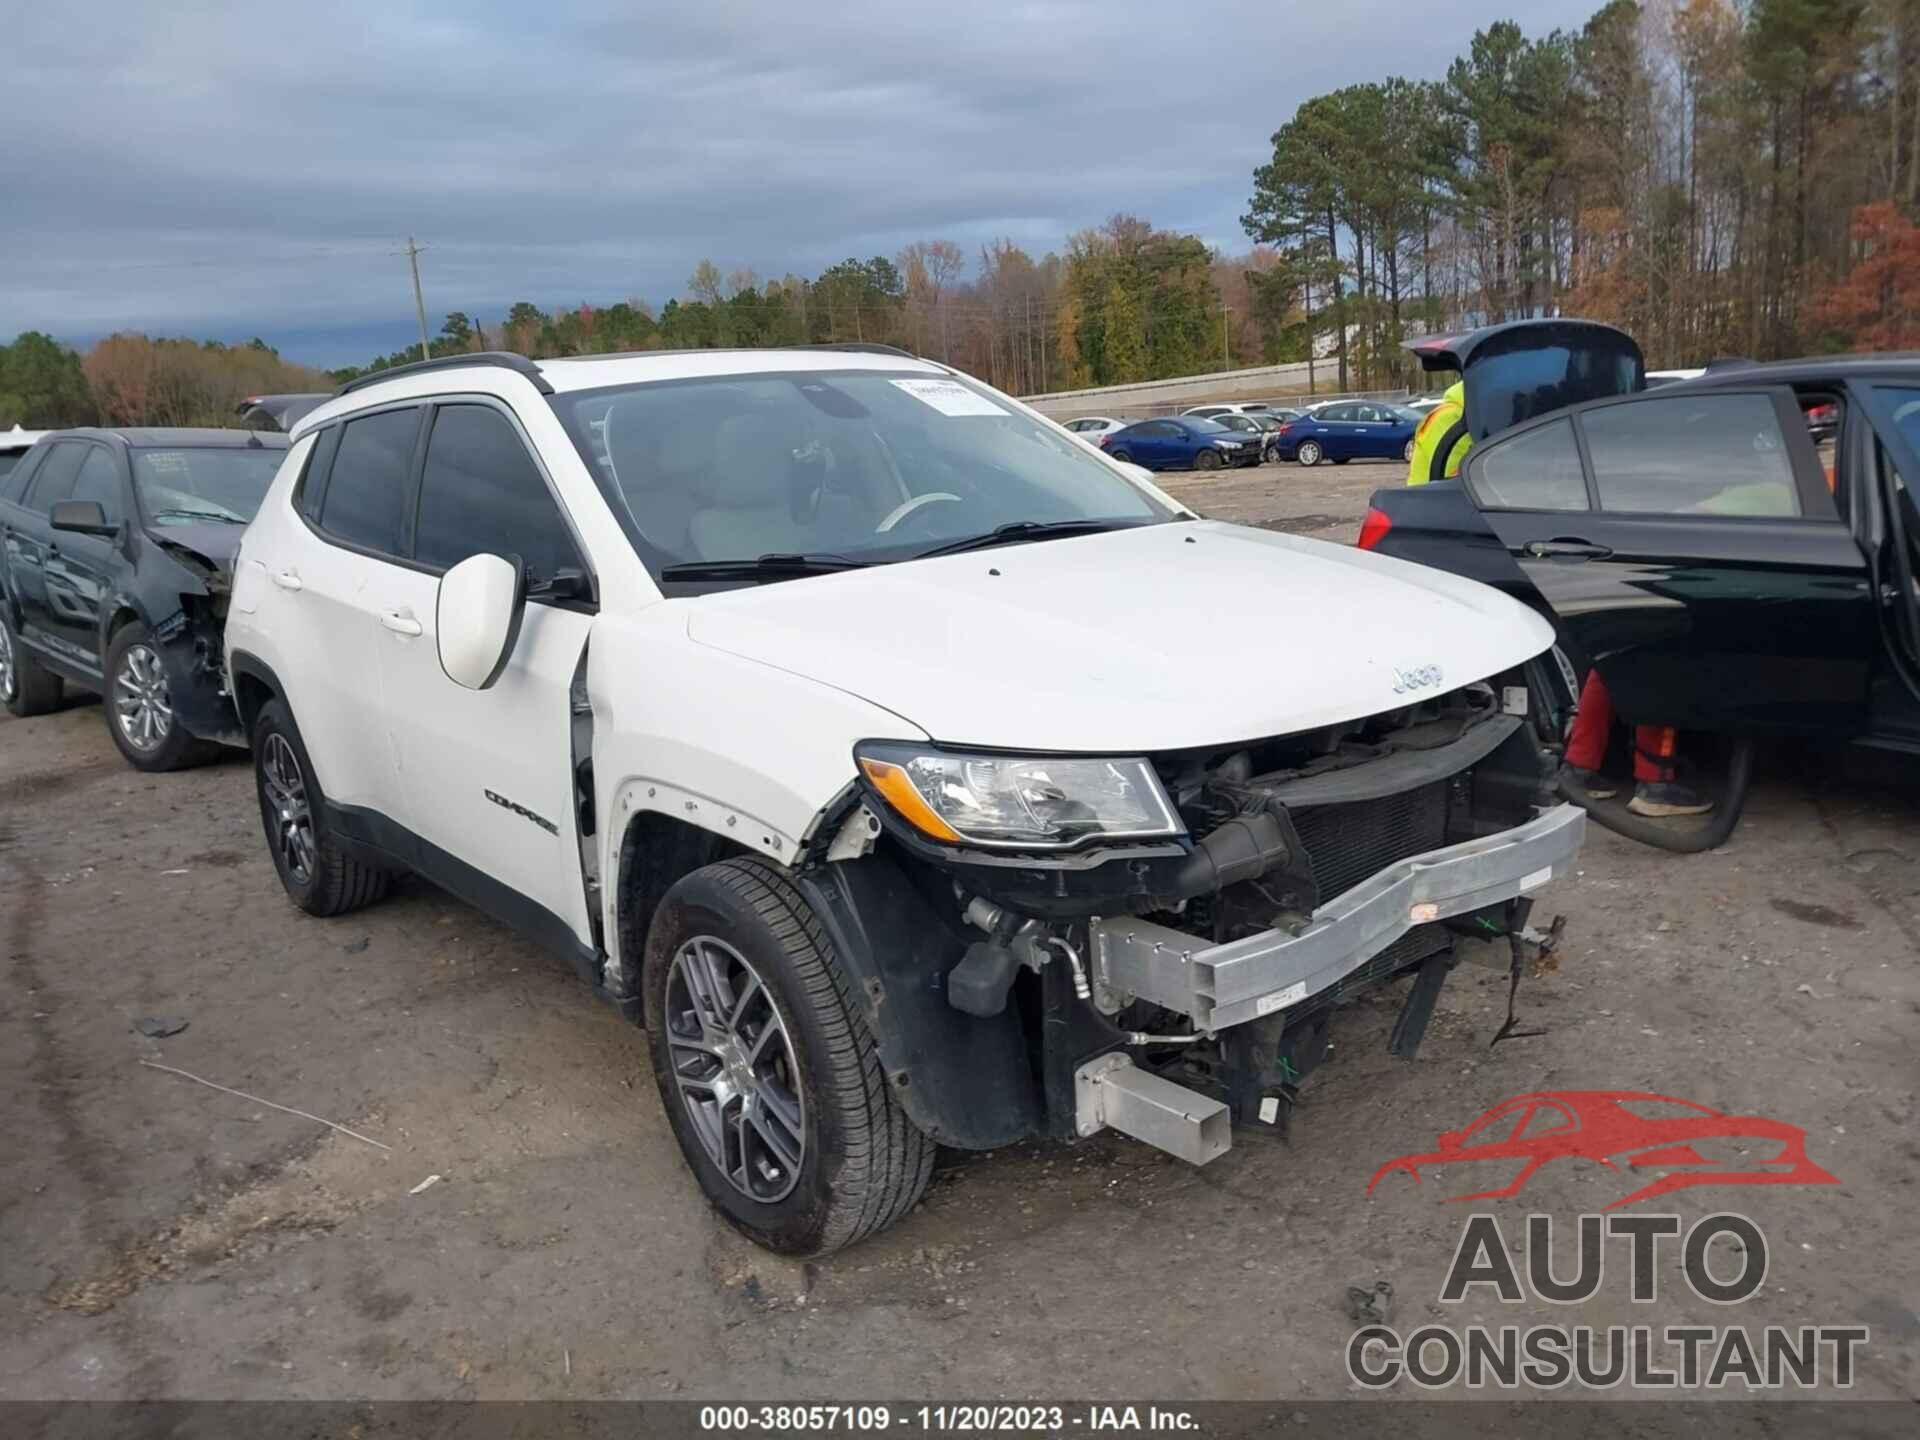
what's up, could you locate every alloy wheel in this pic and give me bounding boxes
[664,936,806,1203]
[113,644,173,751]
[1299,441,1321,466]
[0,622,14,703]
[261,732,316,885]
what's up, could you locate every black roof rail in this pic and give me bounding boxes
[808,343,917,359]
[335,351,553,397]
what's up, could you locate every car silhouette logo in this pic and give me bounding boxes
[1366,1090,1839,1209]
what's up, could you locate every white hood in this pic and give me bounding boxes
[685,520,1553,753]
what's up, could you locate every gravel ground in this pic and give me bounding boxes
[1,455,1914,1421]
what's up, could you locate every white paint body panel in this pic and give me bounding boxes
[686,520,1553,752]
[236,351,1552,974]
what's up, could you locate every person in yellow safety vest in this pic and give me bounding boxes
[1406,380,1470,486]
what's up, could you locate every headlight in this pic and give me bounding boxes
[1213,439,1237,449]
[855,743,1182,849]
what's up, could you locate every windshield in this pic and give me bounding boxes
[132,446,284,525]
[551,370,1170,581]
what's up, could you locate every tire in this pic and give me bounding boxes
[0,607,62,717]
[1193,448,1221,471]
[1403,439,1415,462]
[1296,440,1322,467]
[644,858,935,1257]
[251,697,391,917]
[1108,449,1133,465]
[104,622,220,772]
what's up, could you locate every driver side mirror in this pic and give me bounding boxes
[50,499,118,538]
[436,553,526,691]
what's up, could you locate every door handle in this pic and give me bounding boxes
[271,570,303,591]
[380,609,423,637]
[1524,540,1613,561]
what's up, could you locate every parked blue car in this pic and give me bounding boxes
[1269,401,1420,467]
[1099,416,1262,471]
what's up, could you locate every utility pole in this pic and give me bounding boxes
[403,237,432,362]
[1220,301,1231,370]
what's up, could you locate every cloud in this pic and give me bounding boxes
[0,0,1600,367]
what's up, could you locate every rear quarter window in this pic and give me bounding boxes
[1469,417,1589,511]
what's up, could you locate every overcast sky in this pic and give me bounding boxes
[0,1,1600,370]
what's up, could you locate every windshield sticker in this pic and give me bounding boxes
[890,378,1007,417]
[141,451,191,474]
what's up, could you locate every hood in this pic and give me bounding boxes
[686,520,1554,753]
[144,520,244,578]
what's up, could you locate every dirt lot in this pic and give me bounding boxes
[2,455,1915,1415]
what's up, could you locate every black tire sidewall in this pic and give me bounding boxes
[104,621,199,771]
[1108,449,1132,465]
[643,872,857,1254]
[251,698,325,910]
[1194,448,1220,470]
[2,605,58,716]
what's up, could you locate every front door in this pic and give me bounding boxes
[4,441,87,666]
[374,400,597,947]
[41,443,127,668]
[1467,387,1878,735]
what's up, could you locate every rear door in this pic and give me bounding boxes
[1466,387,1877,734]
[1315,403,1358,458]
[1858,383,1920,742]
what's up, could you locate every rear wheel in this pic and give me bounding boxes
[1194,448,1221,471]
[644,858,934,1256]
[1403,439,1415,462]
[0,609,62,717]
[1296,440,1322,467]
[251,697,392,916]
[104,622,220,771]
[1107,449,1133,465]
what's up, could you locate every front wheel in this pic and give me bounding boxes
[105,622,219,771]
[1296,440,1322,467]
[644,859,934,1256]
[1193,448,1221,471]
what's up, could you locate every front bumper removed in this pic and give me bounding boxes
[1089,802,1585,1032]
[1073,804,1584,1164]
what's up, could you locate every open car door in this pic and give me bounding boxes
[1861,383,1920,739]
[1459,384,1880,736]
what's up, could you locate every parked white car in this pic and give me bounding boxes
[226,346,1583,1255]
[1181,403,1271,420]
[0,424,48,487]
[1061,415,1126,442]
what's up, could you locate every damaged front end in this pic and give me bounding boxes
[804,673,1583,1164]
[143,540,245,745]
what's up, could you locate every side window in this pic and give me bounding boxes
[1470,416,1589,511]
[70,446,124,526]
[319,408,420,555]
[0,448,42,503]
[1322,404,1354,422]
[413,405,583,582]
[25,442,86,514]
[1582,393,1801,517]
[297,425,342,524]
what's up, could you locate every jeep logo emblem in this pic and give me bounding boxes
[1392,663,1444,695]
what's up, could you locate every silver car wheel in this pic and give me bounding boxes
[113,643,173,751]
[260,732,316,885]
[0,622,14,703]
[665,936,806,1204]
[1298,440,1322,466]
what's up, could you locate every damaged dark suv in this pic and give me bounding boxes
[0,427,288,770]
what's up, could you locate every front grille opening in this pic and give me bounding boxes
[1290,779,1449,901]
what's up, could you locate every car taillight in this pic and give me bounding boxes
[1098,434,1113,447]
[1275,423,1293,435]
[1356,507,1392,551]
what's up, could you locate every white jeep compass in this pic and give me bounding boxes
[225,346,1584,1255]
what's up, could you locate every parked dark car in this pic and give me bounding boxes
[0,427,290,769]
[1207,412,1273,461]
[1100,415,1261,471]
[1361,352,1920,754]
[236,393,330,433]
[1269,401,1418,466]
